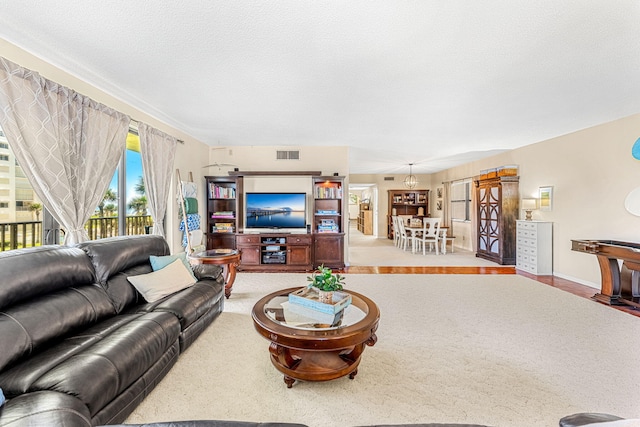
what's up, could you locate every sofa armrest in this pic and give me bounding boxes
[191,264,224,282]
[559,413,625,426]
[0,391,92,427]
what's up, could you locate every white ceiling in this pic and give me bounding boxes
[1,1,639,174]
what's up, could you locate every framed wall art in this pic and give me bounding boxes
[538,186,553,211]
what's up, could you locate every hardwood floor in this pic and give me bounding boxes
[342,265,640,319]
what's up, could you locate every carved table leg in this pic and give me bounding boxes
[224,259,239,299]
[349,368,358,379]
[595,255,623,305]
[284,376,295,388]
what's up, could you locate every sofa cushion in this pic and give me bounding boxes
[103,264,154,312]
[128,259,196,303]
[0,315,138,395]
[26,311,180,416]
[153,280,224,330]
[0,245,96,311]
[77,235,169,283]
[77,235,171,312]
[0,284,116,373]
[0,390,92,426]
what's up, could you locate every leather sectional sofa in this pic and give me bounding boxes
[0,235,225,426]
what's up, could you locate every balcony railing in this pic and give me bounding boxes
[0,215,154,251]
[0,220,42,251]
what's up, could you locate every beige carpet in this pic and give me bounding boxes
[126,273,640,427]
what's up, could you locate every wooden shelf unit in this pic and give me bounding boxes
[387,189,429,239]
[312,176,345,269]
[205,175,243,250]
[357,203,373,235]
[205,173,345,271]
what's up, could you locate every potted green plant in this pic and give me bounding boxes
[307,264,345,303]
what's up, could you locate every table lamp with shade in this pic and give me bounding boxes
[522,198,538,220]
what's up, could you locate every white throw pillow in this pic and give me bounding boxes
[128,258,195,302]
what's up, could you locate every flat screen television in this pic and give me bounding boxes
[245,192,307,230]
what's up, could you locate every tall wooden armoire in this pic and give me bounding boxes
[475,175,519,265]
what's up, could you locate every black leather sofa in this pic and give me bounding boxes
[559,412,627,426]
[0,235,225,426]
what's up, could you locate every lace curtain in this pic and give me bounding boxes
[0,57,130,244]
[138,123,177,237]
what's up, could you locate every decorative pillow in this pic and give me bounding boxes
[128,258,195,302]
[150,252,197,281]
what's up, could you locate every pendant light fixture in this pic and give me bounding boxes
[403,163,417,189]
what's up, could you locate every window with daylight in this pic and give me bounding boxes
[451,179,472,222]
[0,126,42,250]
[0,124,151,251]
[89,131,152,240]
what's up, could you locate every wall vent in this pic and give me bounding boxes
[384,176,395,181]
[276,150,300,160]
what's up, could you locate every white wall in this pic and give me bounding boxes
[430,113,640,287]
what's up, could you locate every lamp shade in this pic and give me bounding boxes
[522,198,538,210]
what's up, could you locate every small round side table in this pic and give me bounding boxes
[189,249,241,299]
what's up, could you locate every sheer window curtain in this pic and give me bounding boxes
[442,182,452,228]
[0,57,130,244]
[138,123,177,237]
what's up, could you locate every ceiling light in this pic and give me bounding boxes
[403,163,417,189]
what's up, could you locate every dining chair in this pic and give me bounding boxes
[413,217,441,255]
[396,217,410,251]
[391,216,401,248]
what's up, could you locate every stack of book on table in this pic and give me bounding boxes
[285,287,352,327]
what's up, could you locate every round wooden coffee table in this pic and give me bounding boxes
[252,287,380,388]
[189,249,240,299]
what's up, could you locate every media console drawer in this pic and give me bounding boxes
[287,235,312,245]
[237,235,260,245]
[236,232,313,272]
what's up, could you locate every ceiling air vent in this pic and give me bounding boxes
[276,150,300,160]
[384,177,395,181]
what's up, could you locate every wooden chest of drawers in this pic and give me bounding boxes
[516,220,553,275]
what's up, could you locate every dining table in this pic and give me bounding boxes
[404,223,451,254]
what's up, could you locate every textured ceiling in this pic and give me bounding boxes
[0,1,639,174]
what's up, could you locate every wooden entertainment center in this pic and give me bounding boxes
[205,172,345,272]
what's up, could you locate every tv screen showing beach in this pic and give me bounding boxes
[245,193,306,229]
